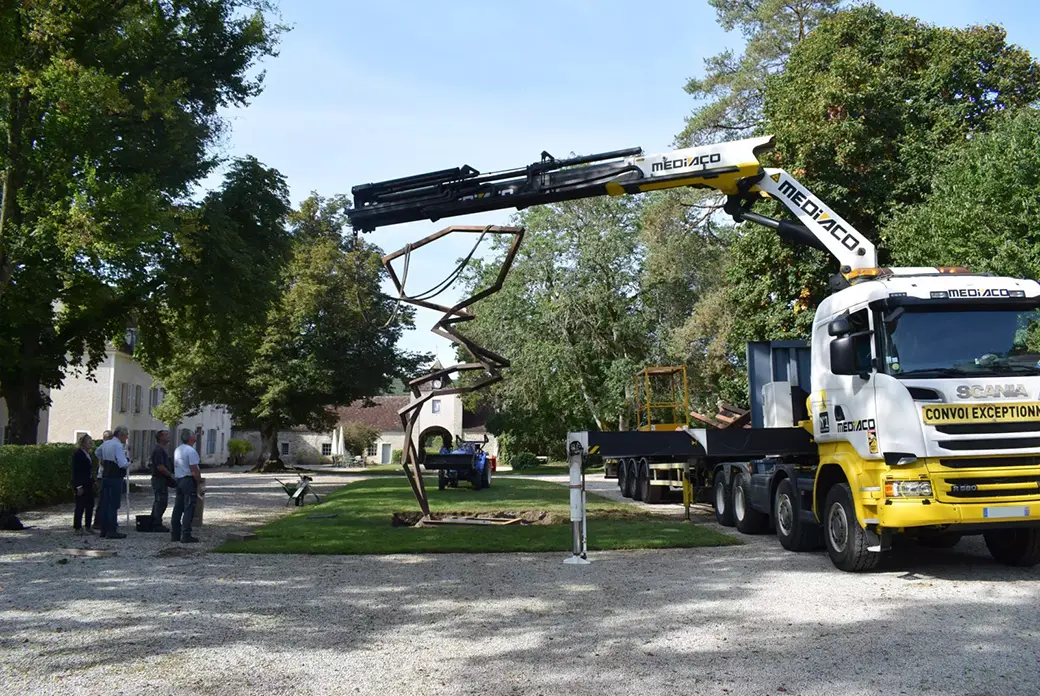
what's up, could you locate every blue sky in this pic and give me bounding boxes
[208,0,1040,365]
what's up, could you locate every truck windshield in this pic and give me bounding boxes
[881,305,1040,378]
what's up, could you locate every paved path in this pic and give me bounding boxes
[1,469,1038,696]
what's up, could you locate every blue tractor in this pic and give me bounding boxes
[424,440,494,491]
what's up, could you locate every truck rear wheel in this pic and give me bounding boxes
[481,460,492,489]
[438,470,446,491]
[774,478,818,551]
[984,528,1040,567]
[733,473,768,534]
[823,483,879,572]
[621,460,634,499]
[713,475,734,527]
[632,460,646,502]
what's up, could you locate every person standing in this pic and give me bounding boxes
[71,433,95,534]
[91,430,113,530]
[150,430,173,532]
[96,426,131,539]
[171,430,202,543]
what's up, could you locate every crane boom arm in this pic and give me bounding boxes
[347,135,877,271]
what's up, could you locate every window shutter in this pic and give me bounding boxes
[135,385,142,413]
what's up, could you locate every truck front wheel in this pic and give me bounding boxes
[823,483,879,572]
[984,528,1040,567]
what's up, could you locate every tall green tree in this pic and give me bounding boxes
[461,196,648,452]
[886,108,1040,278]
[720,5,1040,367]
[149,187,422,469]
[678,0,841,146]
[0,1,282,443]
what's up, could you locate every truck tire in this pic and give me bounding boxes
[733,473,768,534]
[773,478,818,551]
[438,470,446,491]
[471,467,483,491]
[633,460,646,502]
[713,475,734,527]
[481,460,492,489]
[620,461,633,499]
[984,528,1040,567]
[823,483,879,571]
[645,468,664,505]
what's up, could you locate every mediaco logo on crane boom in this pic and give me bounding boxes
[651,152,722,173]
[772,175,864,254]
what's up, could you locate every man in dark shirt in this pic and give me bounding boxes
[150,430,174,532]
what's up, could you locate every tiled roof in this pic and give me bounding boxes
[336,396,409,432]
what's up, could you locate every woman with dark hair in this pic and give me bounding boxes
[72,433,95,534]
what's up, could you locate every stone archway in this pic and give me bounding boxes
[416,425,453,464]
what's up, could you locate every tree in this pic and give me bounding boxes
[886,108,1040,278]
[0,1,283,443]
[714,5,1040,379]
[148,187,423,471]
[340,422,380,459]
[677,0,841,146]
[460,196,649,452]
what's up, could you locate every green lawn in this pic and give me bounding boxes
[218,476,738,555]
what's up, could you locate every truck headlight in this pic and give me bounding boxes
[885,480,933,498]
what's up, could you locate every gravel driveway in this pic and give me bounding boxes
[2,469,1039,696]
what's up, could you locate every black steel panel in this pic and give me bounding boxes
[584,427,814,460]
[586,431,704,459]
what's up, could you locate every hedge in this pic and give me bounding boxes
[0,443,78,510]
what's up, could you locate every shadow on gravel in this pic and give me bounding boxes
[1,474,1039,696]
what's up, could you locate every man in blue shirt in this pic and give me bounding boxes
[95,426,130,539]
[171,430,203,543]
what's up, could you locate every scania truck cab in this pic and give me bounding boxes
[809,268,1040,569]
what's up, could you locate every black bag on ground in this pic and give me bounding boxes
[135,515,154,532]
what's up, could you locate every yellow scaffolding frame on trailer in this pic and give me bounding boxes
[634,366,690,432]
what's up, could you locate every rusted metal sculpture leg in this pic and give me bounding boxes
[384,225,524,517]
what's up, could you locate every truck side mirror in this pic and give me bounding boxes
[830,336,858,375]
[828,317,851,337]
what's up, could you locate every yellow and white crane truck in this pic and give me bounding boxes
[348,135,1040,572]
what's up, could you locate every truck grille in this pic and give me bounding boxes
[937,436,1040,451]
[939,455,1040,468]
[934,422,1040,435]
[941,475,1040,499]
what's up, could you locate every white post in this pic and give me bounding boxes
[563,432,590,565]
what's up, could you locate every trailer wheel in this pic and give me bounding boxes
[644,466,664,505]
[733,473,768,534]
[618,461,632,498]
[984,528,1040,567]
[713,475,734,527]
[774,478,818,551]
[633,460,647,502]
[437,470,446,491]
[823,483,879,571]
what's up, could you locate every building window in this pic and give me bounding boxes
[280,442,290,456]
[207,429,216,454]
[366,443,377,457]
[134,384,143,414]
[117,382,128,413]
[321,443,332,457]
[431,399,441,414]
[220,432,225,455]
